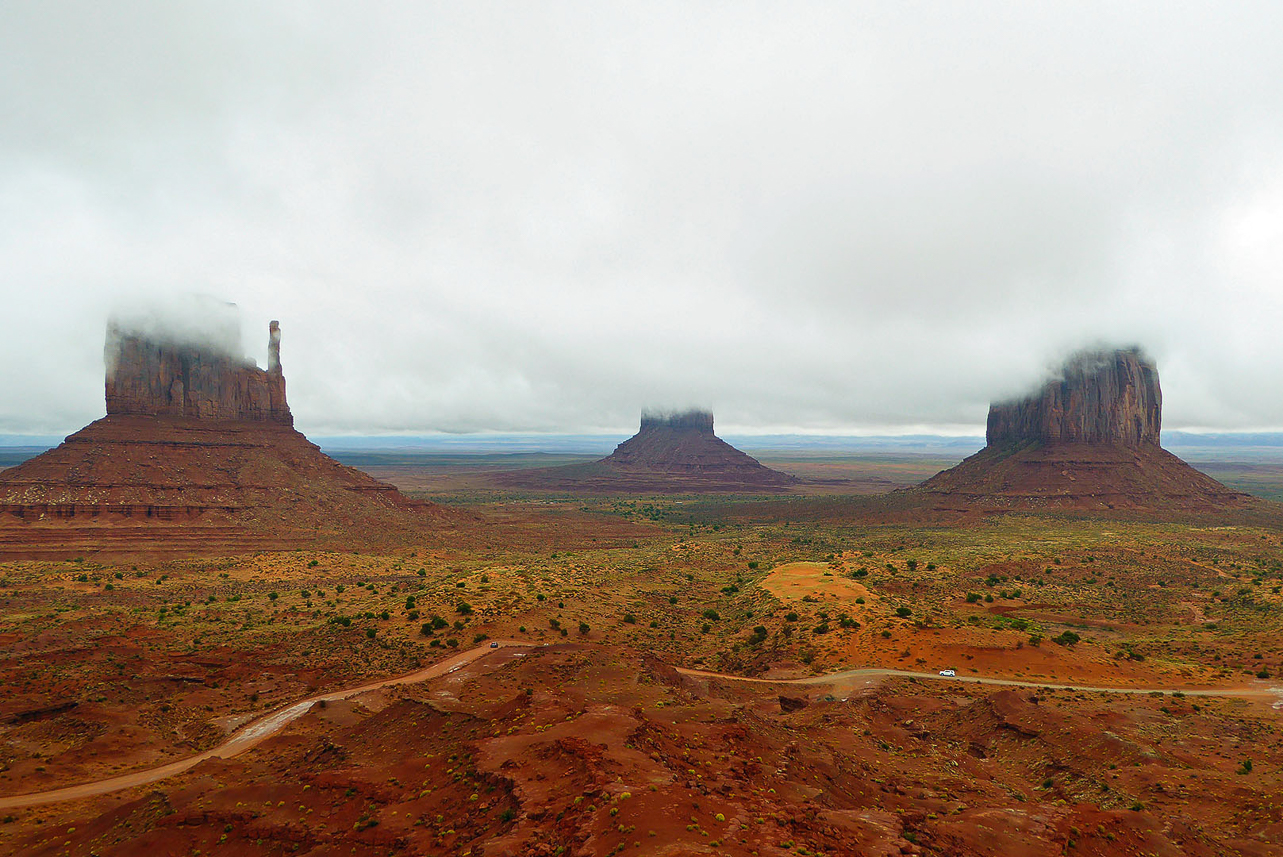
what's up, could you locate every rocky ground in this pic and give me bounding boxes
[1,495,1281,855]
[3,642,1281,856]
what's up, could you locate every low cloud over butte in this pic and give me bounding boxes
[3,4,1283,436]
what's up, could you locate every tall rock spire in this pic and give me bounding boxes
[104,318,292,425]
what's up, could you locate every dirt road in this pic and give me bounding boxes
[3,642,1278,810]
[0,640,530,811]
[677,665,1283,700]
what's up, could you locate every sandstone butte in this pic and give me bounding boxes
[921,348,1249,511]
[497,409,797,493]
[602,409,795,483]
[0,314,433,557]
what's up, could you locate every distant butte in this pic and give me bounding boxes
[499,409,797,493]
[602,410,794,483]
[920,348,1249,511]
[0,307,435,556]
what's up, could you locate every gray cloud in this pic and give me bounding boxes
[3,2,1283,435]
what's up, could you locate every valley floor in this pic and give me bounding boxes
[1,492,1282,855]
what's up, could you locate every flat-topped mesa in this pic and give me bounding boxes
[985,348,1160,448]
[600,408,795,484]
[105,320,292,425]
[1,306,433,543]
[638,409,715,434]
[920,345,1249,511]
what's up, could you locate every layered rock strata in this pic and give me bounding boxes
[105,320,291,424]
[498,410,796,492]
[922,348,1248,511]
[0,312,430,550]
[601,410,793,484]
[986,349,1160,448]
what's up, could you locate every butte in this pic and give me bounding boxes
[919,348,1249,511]
[499,409,797,493]
[0,307,435,557]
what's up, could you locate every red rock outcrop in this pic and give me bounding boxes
[921,348,1249,511]
[986,349,1160,447]
[497,410,797,493]
[0,312,435,554]
[105,320,291,424]
[602,410,788,479]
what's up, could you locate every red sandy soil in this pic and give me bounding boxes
[3,644,1281,857]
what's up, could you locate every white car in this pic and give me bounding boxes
[938,669,956,677]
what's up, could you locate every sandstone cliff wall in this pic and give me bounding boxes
[104,320,291,424]
[986,349,1160,448]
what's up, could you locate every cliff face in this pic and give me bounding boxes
[1,314,433,546]
[105,321,291,424]
[986,349,1160,448]
[638,409,715,434]
[921,346,1248,511]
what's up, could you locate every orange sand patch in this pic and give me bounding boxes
[761,561,877,605]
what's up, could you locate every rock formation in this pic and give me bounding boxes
[0,308,433,555]
[985,349,1161,448]
[104,318,291,423]
[498,409,797,493]
[601,410,792,483]
[921,348,1248,511]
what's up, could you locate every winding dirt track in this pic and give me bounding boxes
[2,642,1279,810]
[0,640,530,811]
[678,665,1283,699]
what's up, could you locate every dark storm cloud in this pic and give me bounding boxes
[2,2,1282,435]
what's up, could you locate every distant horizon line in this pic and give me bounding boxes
[9,427,1283,448]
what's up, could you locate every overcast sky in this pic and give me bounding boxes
[3,2,1283,436]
